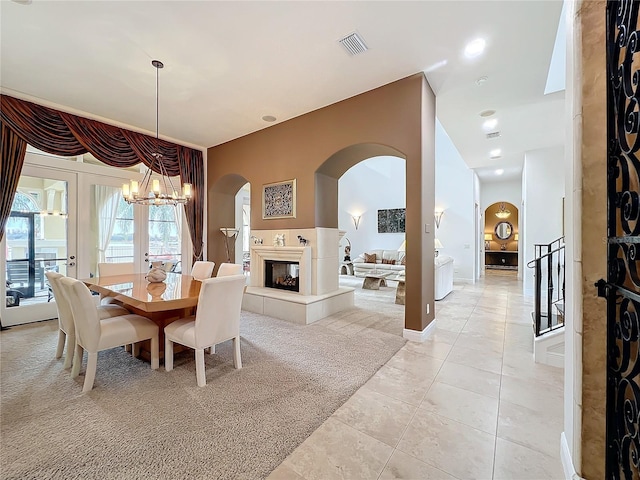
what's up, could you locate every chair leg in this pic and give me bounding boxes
[71,344,83,378]
[82,352,98,393]
[63,333,76,370]
[165,338,174,372]
[233,336,242,369]
[55,330,66,359]
[195,348,206,387]
[150,336,159,370]
[132,342,140,357]
[124,344,132,353]
[209,345,215,355]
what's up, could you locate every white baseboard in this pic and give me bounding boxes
[561,432,583,480]
[403,319,436,342]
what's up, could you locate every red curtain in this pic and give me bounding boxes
[0,94,204,262]
[0,123,28,243]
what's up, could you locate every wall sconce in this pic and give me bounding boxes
[434,210,444,229]
[484,233,492,250]
[514,233,519,242]
[352,215,361,230]
[220,227,239,262]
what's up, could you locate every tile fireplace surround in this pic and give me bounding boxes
[242,228,354,324]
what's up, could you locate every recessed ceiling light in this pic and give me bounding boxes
[480,109,496,117]
[475,76,488,86]
[464,38,486,58]
[483,119,498,130]
[495,169,504,175]
[262,115,277,122]
[490,148,502,158]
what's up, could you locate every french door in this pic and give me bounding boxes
[1,166,77,326]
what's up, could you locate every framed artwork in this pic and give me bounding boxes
[262,179,297,219]
[377,208,405,233]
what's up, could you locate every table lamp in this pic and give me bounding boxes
[484,233,492,249]
[434,238,443,257]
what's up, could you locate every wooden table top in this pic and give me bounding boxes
[81,273,202,313]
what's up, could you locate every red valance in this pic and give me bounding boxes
[0,94,203,262]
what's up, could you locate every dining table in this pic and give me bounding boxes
[81,272,202,358]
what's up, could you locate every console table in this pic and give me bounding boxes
[485,250,518,270]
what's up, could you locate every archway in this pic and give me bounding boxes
[484,201,519,273]
[208,173,250,274]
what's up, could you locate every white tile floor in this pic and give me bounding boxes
[269,271,565,480]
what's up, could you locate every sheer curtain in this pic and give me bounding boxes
[95,186,119,268]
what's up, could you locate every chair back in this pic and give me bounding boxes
[98,262,135,277]
[191,261,215,280]
[46,271,74,335]
[194,275,245,349]
[60,277,101,351]
[216,263,243,277]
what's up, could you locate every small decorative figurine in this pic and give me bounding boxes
[145,263,167,283]
[274,234,285,247]
[297,235,309,246]
[250,235,263,245]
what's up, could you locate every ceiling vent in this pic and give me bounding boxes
[486,131,501,139]
[339,32,369,56]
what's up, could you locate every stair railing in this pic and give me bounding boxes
[526,236,565,336]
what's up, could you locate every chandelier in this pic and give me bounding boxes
[122,60,192,206]
[495,203,511,219]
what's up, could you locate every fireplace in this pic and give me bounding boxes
[265,260,299,292]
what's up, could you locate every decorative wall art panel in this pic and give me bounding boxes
[262,179,296,219]
[377,208,405,233]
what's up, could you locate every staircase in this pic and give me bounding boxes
[527,236,565,367]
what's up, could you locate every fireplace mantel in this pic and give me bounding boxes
[250,246,312,295]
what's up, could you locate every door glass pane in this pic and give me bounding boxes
[90,186,133,276]
[6,177,67,307]
[148,205,181,273]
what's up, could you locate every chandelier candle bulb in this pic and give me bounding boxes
[152,179,160,194]
[122,183,130,197]
[131,181,139,195]
[183,183,192,198]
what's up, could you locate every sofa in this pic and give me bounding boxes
[352,250,405,277]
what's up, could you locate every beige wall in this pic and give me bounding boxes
[207,73,436,332]
[578,0,607,477]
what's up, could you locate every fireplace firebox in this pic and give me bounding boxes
[264,260,300,292]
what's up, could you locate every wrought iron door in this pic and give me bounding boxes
[604,1,640,477]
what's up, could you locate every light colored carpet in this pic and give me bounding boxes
[0,297,405,480]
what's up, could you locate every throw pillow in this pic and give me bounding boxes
[364,253,376,263]
[382,258,396,265]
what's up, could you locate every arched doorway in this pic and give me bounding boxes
[484,202,519,275]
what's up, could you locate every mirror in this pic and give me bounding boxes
[495,222,513,240]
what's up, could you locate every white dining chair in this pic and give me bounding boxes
[216,263,243,277]
[191,261,215,280]
[98,262,135,277]
[164,274,246,387]
[61,277,159,392]
[47,271,130,369]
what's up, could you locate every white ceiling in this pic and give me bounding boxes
[0,0,564,182]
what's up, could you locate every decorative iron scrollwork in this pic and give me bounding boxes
[607,1,640,478]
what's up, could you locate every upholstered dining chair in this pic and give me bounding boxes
[216,263,243,277]
[97,262,135,277]
[191,261,215,280]
[165,274,246,387]
[60,277,159,392]
[46,271,130,369]
[96,262,136,305]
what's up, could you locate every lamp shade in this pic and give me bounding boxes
[434,238,443,249]
[484,233,492,241]
[514,233,519,241]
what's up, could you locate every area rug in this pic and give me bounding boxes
[0,308,405,480]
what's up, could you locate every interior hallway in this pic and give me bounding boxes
[269,271,565,479]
